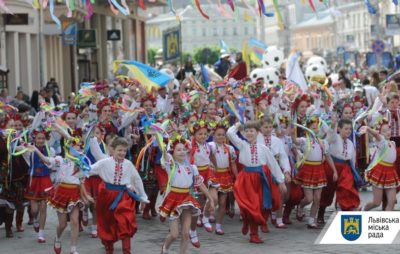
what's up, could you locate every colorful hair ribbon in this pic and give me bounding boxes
[193,0,210,19]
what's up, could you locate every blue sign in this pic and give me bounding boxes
[341,215,362,241]
[366,52,377,67]
[337,46,345,55]
[382,52,394,69]
[62,20,77,46]
[372,39,385,54]
[163,27,181,62]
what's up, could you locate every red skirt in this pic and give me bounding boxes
[335,162,360,211]
[294,162,327,189]
[233,165,280,226]
[96,182,137,242]
[25,175,53,201]
[154,164,168,194]
[214,168,233,193]
[84,175,103,199]
[198,166,219,188]
[366,162,400,189]
[47,183,85,213]
[159,188,201,220]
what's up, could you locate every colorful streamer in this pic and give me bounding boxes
[0,0,13,14]
[85,0,94,20]
[364,0,377,15]
[217,0,232,19]
[138,0,146,10]
[242,0,257,16]
[49,0,61,28]
[272,0,283,30]
[110,0,129,15]
[309,0,316,12]
[224,100,244,124]
[257,0,274,17]
[227,0,235,11]
[108,0,120,15]
[121,0,130,15]
[193,0,210,19]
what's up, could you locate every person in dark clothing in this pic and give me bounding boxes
[175,58,196,81]
[30,90,40,112]
[338,68,352,89]
[214,54,231,79]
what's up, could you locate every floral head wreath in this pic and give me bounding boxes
[32,127,51,139]
[291,94,311,111]
[141,94,156,106]
[65,135,84,148]
[353,95,365,104]
[254,92,269,106]
[189,119,210,134]
[373,118,389,132]
[95,81,109,91]
[97,98,112,114]
[278,115,290,125]
[209,119,230,131]
[333,98,353,115]
[62,106,81,120]
[8,113,30,127]
[306,115,320,127]
[182,111,199,125]
[168,134,190,153]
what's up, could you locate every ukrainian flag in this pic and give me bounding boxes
[113,60,173,92]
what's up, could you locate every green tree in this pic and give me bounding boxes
[193,46,220,65]
[147,48,158,66]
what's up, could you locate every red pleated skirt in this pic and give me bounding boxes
[25,175,53,201]
[84,175,103,199]
[366,162,400,189]
[47,183,84,213]
[335,162,360,211]
[198,166,219,188]
[96,182,137,242]
[159,188,201,220]
[320,161,336,208]
[233,165,280,226]
[214,168,233,193]
[294,162,327,189]
[154,164,168,194]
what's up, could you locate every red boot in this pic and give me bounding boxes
[241,219,249,235]
[102,241,114,254]
[122,238,131,254]
[142,204,151,220]
[249,223,263,244]
[282,205,293,225]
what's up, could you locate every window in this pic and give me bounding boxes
[223,27,227,36]
[213,28,218,36]
[233,27,237,35]
[202,28,206,37]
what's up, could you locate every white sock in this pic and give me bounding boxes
[91,224,97,231]
[71,246,77,253]
[271,212,277,220]
[308,217,315,225]
[189,230,198,242]
[38,230,44,238]
[216,223,222,231]
[202,216,210,224]
[276,218,283,225]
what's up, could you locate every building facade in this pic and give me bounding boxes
[146,4,257,53]
[0,0,157,98]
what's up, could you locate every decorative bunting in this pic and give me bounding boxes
[49,0,61,28]
[85,0,94,20]
[138,0,146,10]
[110,0,129,15]
[309,0,316,12]
[257,0,274,17]
[193,0,210,19]
[364,0,377,15]
[272,0,283,29]
[227,0,235,11]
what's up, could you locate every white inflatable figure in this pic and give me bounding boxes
[307,56,328,73]
[262,46,284,69]
[263,67,280,87]
[160,68,180,93]
[250,68,267,83]
[305,63,326,81]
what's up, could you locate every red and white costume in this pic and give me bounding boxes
[90,157,148,243]
[159,154,202,220]
[190,141,219,188]
[366,137,400,189]
[208,142,237,193]
[257,133,291,175]
[46,157,85,213]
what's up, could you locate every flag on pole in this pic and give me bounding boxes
[248,38,267,65]
[242,41,251,75]
[113,60,173,92]
[286,52,308,92]
[220,39,229,53]
[200,64,211,86]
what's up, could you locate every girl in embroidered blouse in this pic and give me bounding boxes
[89,137,149,254]
[359,120,400,211]
[291,117,337,229]
[26,136,93,254]
[158,135,214,254]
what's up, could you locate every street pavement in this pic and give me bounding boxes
[0,191,399,254]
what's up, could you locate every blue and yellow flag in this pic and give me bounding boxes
[113,60,173,92]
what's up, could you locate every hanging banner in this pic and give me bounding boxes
[386,14,400,36]
[162,26,181,63]
[62,19,77,46]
